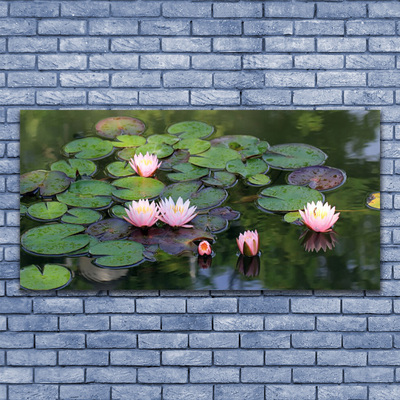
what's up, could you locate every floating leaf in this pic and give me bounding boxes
[247,174,272,187]
[283,211,303,225]
[63,137,114,160]
[61,208,102,225]
[211,135,269,159]
[20,264,73,291]
[226,158,268,178]
[135,143,174,159]
[287,166,346,191]
[147,134,180,145]
[70,235,100,256]
[20,204,28,216]
[21,223,90,255]
[159,150,190,171]
[174,138,210,155]
[262,143,327,170]
[258,185,324,213]
[95,116,145,139]
[89,240,145,268]
[167,163,209,182]
[366,192,380,210]
[21,170,71,196]
[112,177,165,201]
[105,161,135,178]
[209,206,240,221]
[86,218,132,241]
[57,180,113,209]
[109,205,128,219]
[111,135,146,148]
[189,147,241,170]
[50,159,97,179]
[202,171,237,188]
[27,202,68,221]
[167,121,214,140]
[192,214,228,233]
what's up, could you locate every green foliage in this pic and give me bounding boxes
[20,264,73,291]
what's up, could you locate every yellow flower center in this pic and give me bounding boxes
[142,159,153,166]
[136,206,150,214]
[200,242,208,251]
[172,205,185,214]
[313,208,328,219]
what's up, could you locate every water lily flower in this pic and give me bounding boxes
[236,255,260,277]
[198,240,212,256]
[158,197,197,228]
[299,201,340,233]
[236,230,259,257]
[129,152,161,177]
[301,230,338,253]
[124,199,159,228]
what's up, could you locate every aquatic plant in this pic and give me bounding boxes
[198,240,212,256]
[158,196,197,228]
[236,230,259,257]
[129,152,162,177]
[124,199,159,228]
[299,201,340,233]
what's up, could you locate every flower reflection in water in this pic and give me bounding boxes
[198,255,212,269]
[236,255,260,277]
[300,230,338,253]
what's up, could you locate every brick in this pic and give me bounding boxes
[214,385,264,399]
[9,37,57,53]
[163,2,210,18]
[318,350,366,366]
[241,332,290,349]
[112,385,161,400]
[345,367,393,383]
[343,333,392,349]
[295,20,344,36]
[139,90,188,106]
[87,332,136,349]
[9,385,58,400]
[292,333,341,349]
[111,315,160,330]
[187,298,236,313]
[265,350,315,365]
[370,71,400,87]
[139,333,187,349]
[37,90,86,105]
[293,367,342,383]
[59,315,109,331]
[343,299,391,314]
[111,350,159,366]
[85,298,135,313]
[369,3,400,18]
[59,350,109,366]
[39,19,86,35]
[60,72,109,88]
[90,19,138,35]
[192,55,241,70]
[264,37,314,53]
[265,71,314,88]
[60,385,111,400]
[38,54,87,70]
[264,2,314,18]
[242,89,291,105]
[214,350,263,366]
[0,19,36,36]
[345,89,393,105]
[214,3,261,17]
[8,315,57,331]
[7,349,56,366]
[62,2,110,17]
[214,38,262,53]
[163,385,212,400]
[191,89,240,106]
[193,20,241,36]
[112,71,159,87]
[112,2,159,17]
[244,21,293,36]
[318,386,367,400]
[292,298,340,313]
[265,315,314,331]
[369,316,400,331]
[86,367,136,383]
[369,350,400,366]
[347,20,395,36]
[318,38,366,53]
[346,55,395,69]
[318,72,366,87]
[265,385,316,400]
[0,55,35,70]
[317,3,366,18]
[239,297,288,313]
[190,367,239,383]
[141,55,189,70]
[163,71,211,88]
[33,298,83,314]
[140,21,189,36]
[112,38,160,52]
[294,89,342,105]
[90,54,138,70]
[242,367,291,383]
[0,333,33,348]
[11,2,59,17]
[371,386,400,400]
[370,38,400,53]
[162,350,211,366]
[60,38,108,52]
[36,332,85,349]
[295,55,344,69]
[35,367,84,383]
[0,297,31,313]
[317,316,366,331]
[162,315,211,331]
[162,38,210,53]
[189,332,239,348]
[214,315,263,331]
[88,90,137,105]
[0,367,33,383]
[138,367,187,383]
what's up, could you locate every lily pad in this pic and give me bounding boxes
[135,143,174,159]
[20,264,73,291]
[159,150,190,171]
[366,192,380,210]
[262,143,327,170]
[112,177,165,201]
[27,202,68,221]
[174,138,210,155]
[109,205,128,219]
[111,135,146,148]
[283,211,303,225]
[95,116,146,139]
[57,180,113,209]
[192,214,228,234]
[20,204,28,216]
[106,161,136,178]
[86,218,132,241]
[90,240,145,268]
[202,171,237,188]
[147,134,180,146]
[226,158,268,178]
[189,147,241,170]
[63,137,114,160]
[287,166,346,191]
[61,208,102,225]
[21,223,90,255]
[209,206,240,221]
[167,163,209,182]
[167,121,214,140]
[258,185,324,213]
[21,170,71,196]
[248,174,272,187]
[50,159,97,179]
[211,135,269,159]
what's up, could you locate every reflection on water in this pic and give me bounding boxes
[20,110,380,290]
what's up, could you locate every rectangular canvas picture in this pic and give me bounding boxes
[20,110,380,291]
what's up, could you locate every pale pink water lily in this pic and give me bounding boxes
[129,152,162,177]
[299,201,340,233]
[301,230,338,253]
[236,230,259,257]
[198,240,212,256]
[158,197,197,228]
[123,199,159,228]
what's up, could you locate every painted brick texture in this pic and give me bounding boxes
[1,0,399,398]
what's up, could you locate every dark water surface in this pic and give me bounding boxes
[20,110,380,290]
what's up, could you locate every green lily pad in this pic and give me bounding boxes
[283,211,303,225]
[57,180,113,209]
[20,204,28,216]
[89,240,145,268]
[287,166,346,191]
[159,150,190,171]
[226,158,268,178]
[366,192,380,210]
[262,143,327,170]
[147,134,180,146]
[111,135,146,148]
[174,138,210,155]
[167,163,209,182]
[61,208,102,225]
[21,170,71,196]
[95,116,146,139]
[21,223,90,256]
[167,121,214,140]
[27,202,68,221]
[162,181,227,210]
[106,161,136,178]
[211,135,269,159]
[209,206,240,221]
[202,171,237,188]
[192,214,228,234]
[135,143,174,159]
[189,147,241,170]
[86,218,133,241]
[109,205,128,219]
[50,159,97,179]
[63,137,114,160]
[247,174,272,187]
[69,235,100,256]
[112,177,165,201]
[20,264,73,291]
[258,185,324,213]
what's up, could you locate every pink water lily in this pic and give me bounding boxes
[124,199,159,228]
[299,201,340,233]
[198,240,212,256]
[129,152,161,177]
[158,197,197,228]
[236,230,259,257]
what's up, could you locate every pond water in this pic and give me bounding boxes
[20,110,380,291]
